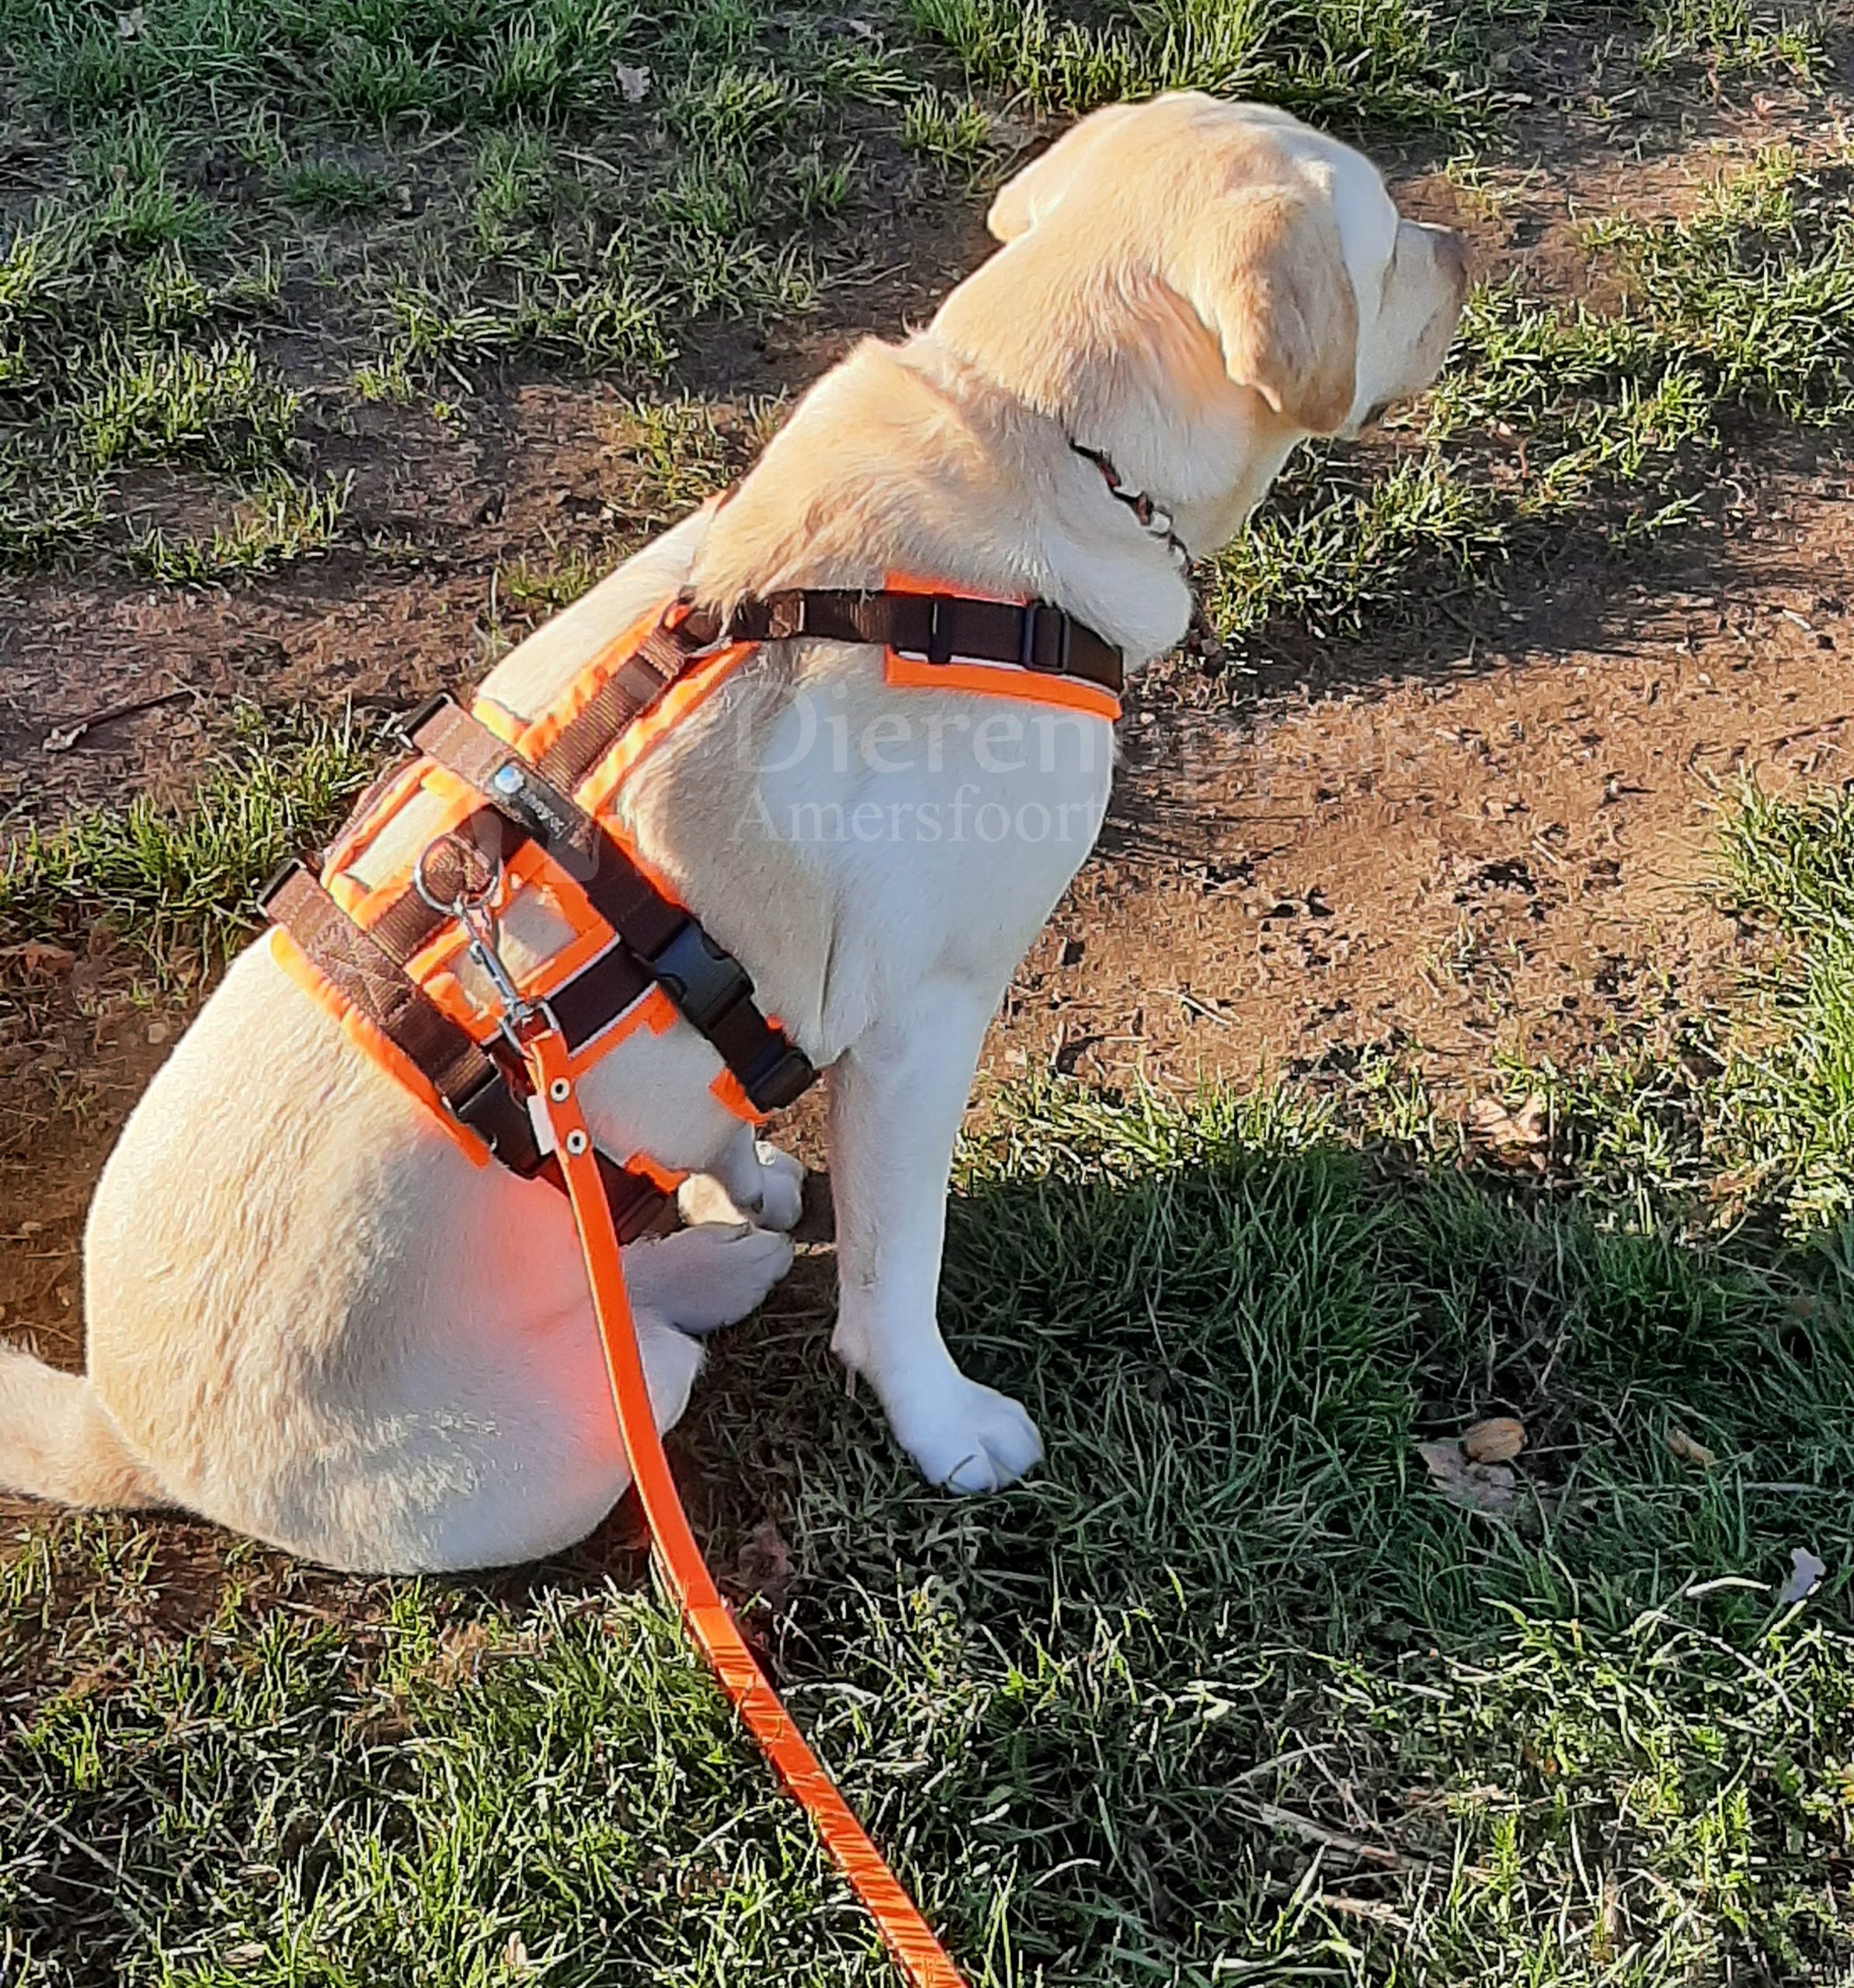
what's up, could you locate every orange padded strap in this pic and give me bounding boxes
[523,1025,969,1988]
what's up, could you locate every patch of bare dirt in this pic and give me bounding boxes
[1007,485,1852,1099]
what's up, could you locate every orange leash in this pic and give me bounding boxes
[521,1021,971,1988]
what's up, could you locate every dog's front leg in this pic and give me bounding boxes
[827,983,1042,1492]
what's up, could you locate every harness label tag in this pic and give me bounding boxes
[493,762,591,862]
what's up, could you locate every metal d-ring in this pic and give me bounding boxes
[413,833,527,1023]
[412,832,502,923]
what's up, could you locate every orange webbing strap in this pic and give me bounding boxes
[520,1022,969,1988]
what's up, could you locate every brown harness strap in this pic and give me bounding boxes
[266,866,497,1106]
[535,611,706,792]
[263,581,1123,1204]
[681,589,1124,695]
[408,694,814,1114]
[265,867,673,1240]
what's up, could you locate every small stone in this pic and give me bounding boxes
[1463,1416,1526,1464]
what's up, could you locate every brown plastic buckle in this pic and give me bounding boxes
[926,596,954,666]
[1018,601,1071,674]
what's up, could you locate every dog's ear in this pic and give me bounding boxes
[1174,187,1359,433]
[986,102,1142,243]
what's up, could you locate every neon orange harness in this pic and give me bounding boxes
[263,575,1123,1986]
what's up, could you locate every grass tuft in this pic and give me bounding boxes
[127,468,353,582]
[0,705,389,959]
[907,0,1494,130]
[1207,148,1854,648]
[1527,780,1854,1235]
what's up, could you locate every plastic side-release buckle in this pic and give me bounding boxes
[744,1044,816,1113]
[643,919,753,1033]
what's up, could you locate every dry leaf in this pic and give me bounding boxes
[1463,1416,1526,1463]
[2,940,76,975]
[433,1621,493,1686]
[735,1517,793,1605]
[1776,1547,1826,1607]
[116,5,144,38]
[1417,1439,1517,1515]
[502,1930,531,1975]
[1468,1093,1549,1149]
[1667,1427,1717,1468]
[614,61,652,102]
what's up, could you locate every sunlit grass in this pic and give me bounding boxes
[1205,147,1854,647]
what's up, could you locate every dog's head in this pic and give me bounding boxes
[933,93,1466,551]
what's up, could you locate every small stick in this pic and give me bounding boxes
[1242,1799,1421,1870]
[43,687,189,754]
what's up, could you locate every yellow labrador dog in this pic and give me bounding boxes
[0,95,1464,1570]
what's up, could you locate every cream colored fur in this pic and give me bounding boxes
[0,96,1465,1571]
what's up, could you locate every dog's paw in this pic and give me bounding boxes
[675,1142,805,1232]
[747,1142,805,1232]
[677,1173,744,1227]
[627,1222,794,1336]
[890,1375,1043,1494]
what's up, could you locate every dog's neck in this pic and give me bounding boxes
[1067,440,1195,576]
[690,334,1200,666]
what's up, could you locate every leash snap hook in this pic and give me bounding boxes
[413,832,534,1037]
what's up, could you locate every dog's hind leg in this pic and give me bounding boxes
[677,1124,805,1232]
[0,1343,167,1509]
[624,1220,795,1337]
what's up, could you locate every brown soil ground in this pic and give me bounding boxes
[2,71,1851,1565]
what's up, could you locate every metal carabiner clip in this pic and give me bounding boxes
[413,834,529,1027]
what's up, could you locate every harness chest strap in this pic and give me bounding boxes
[266,582,1121,1183]
[683,586,1123,695]
[268,867,679,1237]
[405,693,813,1114]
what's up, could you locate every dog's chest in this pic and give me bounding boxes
[624,660,1115,1057]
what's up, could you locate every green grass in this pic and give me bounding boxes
[0,0,922,570]
[0,704,390,961]
[1202,145,1854,651]
[275,158,392,217]
[5,1076,1852,1983]
[0,0,1833,587]
[907,0,1828,128]
[908,0,1497,130]
[1521,781,1854,1237]
[5,785,1854,1983]
[1640,0,1830,80]
[125,469,353,582]
[899,89,1004,188]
